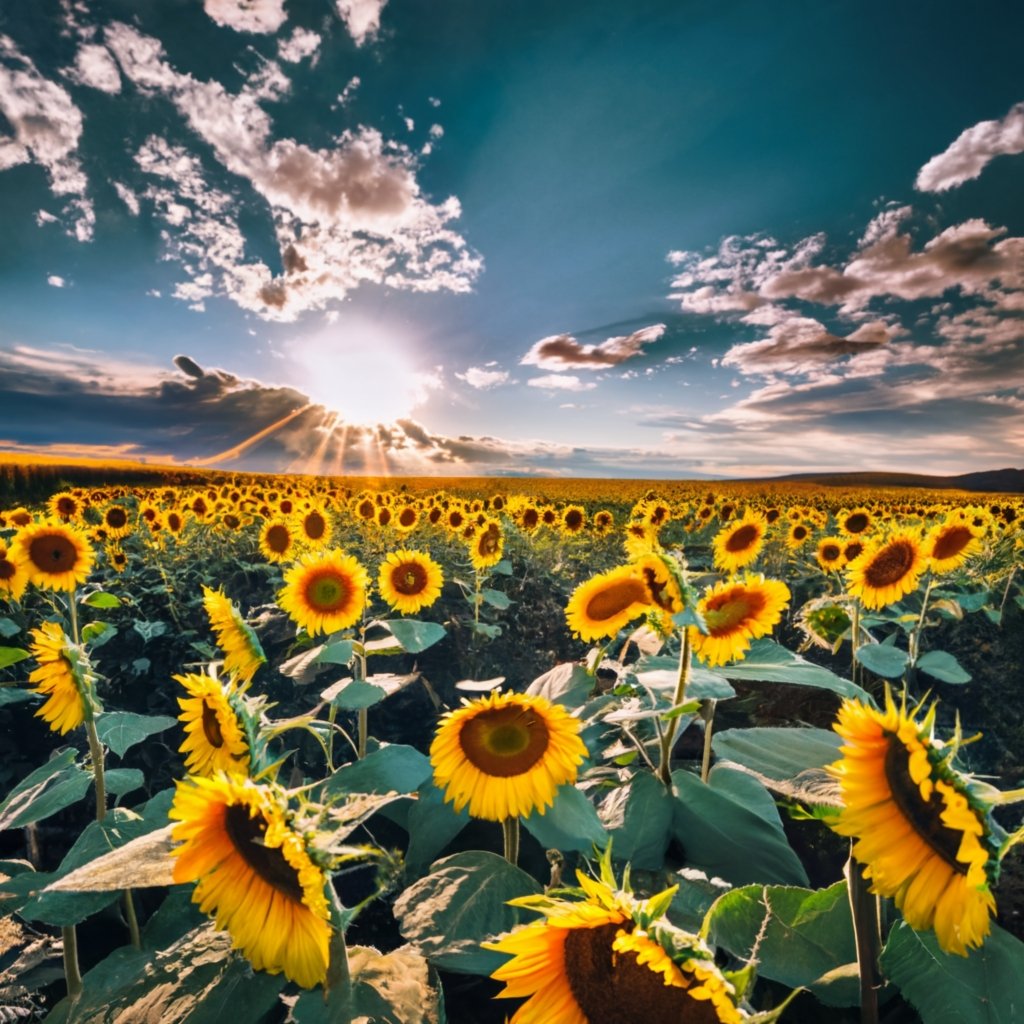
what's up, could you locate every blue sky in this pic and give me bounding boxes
[0,0,1022,477]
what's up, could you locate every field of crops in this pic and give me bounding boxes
[1,471,1022,1023]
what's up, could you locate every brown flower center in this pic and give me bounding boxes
[266,524,291,553]
[28,533,79,574]
[863,540,916,588]
[791,525,808,541]
[105,508,128,529]
[704,586,766,636]
[391,561,428,596]
[564,923,720,1024]
[586,578,649,622]
[844,512,870,534]
[477,524,501,556]
[305,569,351,612]
[201,700,225,749]
[223,804,303,901]
[56,497,77,517]
[564,509,584,531]
[725,523,759,553]
[932,526,973,562]
[884,736,967,873]
[820,543,842,562]
[398,508,417,528]
[304,511,326,540]
[522,508,539,529]
[0,557,16,581]
[357,499,375,519]
[378,508,392,527]
[844,541,864,562]
[459,705,550,776]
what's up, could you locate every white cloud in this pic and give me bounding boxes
[335,0,388,46]
[277,27,321,63]
[916,101,1024,192]
[67,43,121,93]
[526,374,598,392]
[521,324,665,371]
[456,366,510,389]
[47,274,66,287]
[112,181,140,215]
[203,0,288,34]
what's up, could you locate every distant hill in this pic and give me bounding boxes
[764,468,1024,494]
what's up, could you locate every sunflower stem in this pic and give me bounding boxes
[998,565,1016,621]
[845,854,881,1024]
[123,888,142,950]
[700,700,716,783]
[326,704,338,772]
[61,925,83,1001]
[325,885,353,1008]
[354,644,368,760]
[850,599,862,689]
[85,717,107,823]
[657,629,692,788]
[68,590,80,646]
[502,816,520,866]
[908,576,933,667]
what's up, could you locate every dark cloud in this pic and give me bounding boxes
[521,324,665,371]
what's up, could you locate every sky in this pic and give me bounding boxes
[0,0,1023,479]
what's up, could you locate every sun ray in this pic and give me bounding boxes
[192,405,313,466]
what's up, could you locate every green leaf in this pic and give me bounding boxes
[0,750,89,832]
[490,559,513,576]
[81,621,116,647]
[916,650,971,684]
[95,712,176,759]
[386,619,447,654]
[325,745,432,797]
[394,851,542,974]
[636,666,736,702]
[0,686,35,706]
[712,726,842,790]
[855,643,909,679]
[481,588,511,610]
[316,639,354,665]
[953,590,990,613]
[405,781,469,875]
[601,772,674,870]
[0,617,20,638]
[104,769,145,798]
[0,646,29,669]
[671,768,809,886]
[82,591,121,609]
[326,679,386,710]
[713,639,869,700]
[704,881,859,1006]
[521,783,608,853]
[471,621,502,639]
[880,921,1024,1023]
[132,619,168,643]
[526,662,594,707]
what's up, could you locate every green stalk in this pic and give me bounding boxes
[908,576,933,666]
[700,700,716,783]
[61,925,83,1000]
[502,816,520,866]
[850,599,862,688]
[325,885,353,1008]
[354,645,368,760]
[845,854,881,1024]
[657,629,692,788]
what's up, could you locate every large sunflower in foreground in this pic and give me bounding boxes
[202,586,266,685]
[176,673,250,777]
[430,691,588,821]
[377,549,443,615]
[845,529,928,610]
[279,549,369,635]
[828,692,998,956]
[170,774,331,988]
[28,622,92,734]
[485,874,744,1024]
[565,565,651,642]
[712,509,768,574]
[690,574,791,667]
[0,539,29,602]
[11,520,94,592]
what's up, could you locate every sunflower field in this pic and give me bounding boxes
[1,473,1023,1023]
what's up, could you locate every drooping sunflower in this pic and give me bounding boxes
[202,586,266,685]
[12,520,95,592]
[27,621,92,734]
[828,691,998,956]
[470,518,504,570]
[430,691,588,822]
[0,539,29,602]
[485,873,744,1024]
[258,519,296,563]
[846,529,928,610]
[377,549,443,615]
[176,673,250,777]
[712,509,768,574]
[690,574,791,667]
[925,517,985,574]
[279,549,369,635]
[169,774,331,988]
[565,565,652,642]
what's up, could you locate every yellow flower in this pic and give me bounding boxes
[560,505,587,536]
[99,504,133,539]
[259,518,296,563]
[845,529,928,610]
[170,774,331,988]
[12,521,94,592]
[691,574,791,667]
[0,539,29,602]
[377,549,443,615]
[296,504,332,548]
[48,491,83,522]
[28,622,91,734]
[712,509,768,574]
[828,692,997,956]
[202,586,266,685]
[839,506,874,537]
[279,549,368,635]
[176,673,250,777]
[469,518,504,570]
[430,691,587,821]
[815,536,847,572]
[565,565,652,642]
[925,517,985,574]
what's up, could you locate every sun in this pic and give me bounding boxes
[292,328,436,425]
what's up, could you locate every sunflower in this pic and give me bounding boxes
[394,504,420,533]
[169,774,331,988]
[27,622,92,734]
[560,505,587,536]
[202,586,266,685]
[279,549,369,635]
[486,873,743,1024]
[296,505,332,548]
[815,536,847,572]
[12,520,95,592]
[592,509,615,535]
[712,509,768,574]
[925,517,985,574]
[828,692,998,955]
[99,504,133,539]
[48,491,83,522]
[0,539,29,602]
[565,565,652,642]
[352,495,377,522]
[377,549,443,615]
[165,508,188,538]
[846,529,928,610]
[258,519,296,563]
[176,673,250,777]
[470,518,504,570]
[839,506,873,537]
[623,521,660,560]
[785,522,812,550]
[690,574,791,667]
[430,691,588,822]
